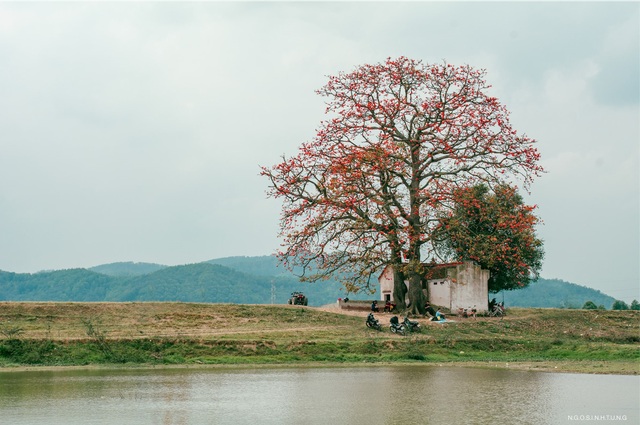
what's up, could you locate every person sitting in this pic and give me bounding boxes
[384,300,396,313]
[371,300,379,312]
[430,310,445,322]
[424,301,437,318]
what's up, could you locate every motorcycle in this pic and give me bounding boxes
[389,316,406,335]
[365,313,382,331]
[403,316,421,332]
[489,302,505,317]
[458,305,477,319]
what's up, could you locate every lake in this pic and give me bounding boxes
[0,366,638,424]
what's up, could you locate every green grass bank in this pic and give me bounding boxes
[0,302,638,374]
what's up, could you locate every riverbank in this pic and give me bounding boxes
[0,302,638,374]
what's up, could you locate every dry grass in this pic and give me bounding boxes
[0,302,357,339]
[0,302,638,374]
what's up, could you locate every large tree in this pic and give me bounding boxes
[262,57,543,314]
[432,183,544,292]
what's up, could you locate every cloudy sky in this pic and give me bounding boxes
[0,1,638,302]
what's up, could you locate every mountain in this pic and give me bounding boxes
[0,260,351,306]
[207,255,289,277]
[0,256,625,308]
[113,263,276,303]
[89,262,167,277]
[0,268,116,302]
[500,278,616,309]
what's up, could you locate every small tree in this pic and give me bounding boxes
[630,300,640,311]
[612,300,629,310]
[582,301,598,310]
[433,184,544,292]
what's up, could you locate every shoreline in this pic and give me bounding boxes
[2,359,638,376]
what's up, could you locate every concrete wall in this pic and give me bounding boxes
[449,262,490,312]
[428,278,450,308]
[379,265,395,302]
[377,261,489,312]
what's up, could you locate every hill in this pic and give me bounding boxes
[0,261,350,306]
[0,256,626,308]
[89,262,167,277]
[0,269,116,301]
[501,278,617,309]
[207,255,289,277]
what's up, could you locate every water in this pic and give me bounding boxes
[0,366,637,425]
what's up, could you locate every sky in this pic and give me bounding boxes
[0,1,638,303]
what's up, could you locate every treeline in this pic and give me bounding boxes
[0,256,631,309]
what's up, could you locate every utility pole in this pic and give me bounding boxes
[270,279,276,305]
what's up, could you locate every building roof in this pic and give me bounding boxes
[378,261,467,281]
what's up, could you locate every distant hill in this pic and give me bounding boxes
[0,268,117,302]
[0,256,624,308]
[89,262,167,277]
[114,263,277,303]
[0,261,351,306]
[500,278,616,309]
[206,255,288,277]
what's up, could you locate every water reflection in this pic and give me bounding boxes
[0,366,637,425]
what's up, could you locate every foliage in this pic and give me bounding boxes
[262,57,542,314]
[0,269,113,301]
[612,300,629,310]
[582,301,598,310]
[631,300,640,311]
[433,184,544,292]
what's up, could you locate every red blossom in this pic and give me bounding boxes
[261,57,543,298]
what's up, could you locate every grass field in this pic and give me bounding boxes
[0,302,638,374]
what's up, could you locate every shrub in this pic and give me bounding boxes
[612,300,629,310]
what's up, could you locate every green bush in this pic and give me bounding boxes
[612,300,629,310]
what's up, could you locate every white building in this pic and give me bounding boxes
[378,261,490,312]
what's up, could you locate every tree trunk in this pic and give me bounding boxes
[407,270,426,315]
[392,267,407,310]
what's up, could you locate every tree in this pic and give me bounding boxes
[582,301,598,310]
[432,184,544,292]
[631,300,640,311]
[262,57,543,314]
[612,300,629,310]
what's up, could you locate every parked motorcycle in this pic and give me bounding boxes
[389,316,406,335]
[365,313,382,331]
[458,305,477,319]
[403,316,421,332]
[489,302,505,317]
